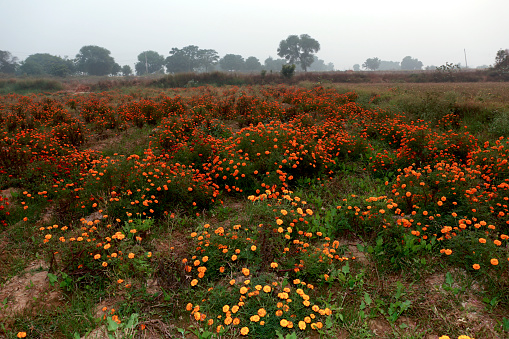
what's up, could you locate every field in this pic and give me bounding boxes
[1,80,509,339]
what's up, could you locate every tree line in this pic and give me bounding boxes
[0,34,335,77]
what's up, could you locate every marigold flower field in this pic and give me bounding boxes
[1,83,508,338]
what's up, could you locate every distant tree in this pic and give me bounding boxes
[165,45,218,73]
[244,56,262,72]
[198,49,219,72]
[135,51,165,75]
[111,62,122,76]
[378,60,401,71]
[307,56,334,72]
[76,45,118,76]
[121,65,133,76]
[0,50,18,74]
[494,49,509,69]
[353,64,360,71]
[219,54,244,72]
[19,53,74,77]
[401,56,423,70]
[277,34,320,72]
[264,57,287,72]
[362,57,381,71]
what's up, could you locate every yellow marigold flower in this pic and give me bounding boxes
[223,305,229,313]
[233,317,240,325]
[17,332,27,338]
[240,286,248,294]
[94,254,101,260]
[276,219,283,225]
[240,327,249,335]
[263,285,272,293]
[242,268,250,276]
[191,279,198,286]
[224,317,232,325]
[306,209,313,215]
[251,245,257,251]
[250,315,260,322]
[258,308,267,317]
[231,305,239,313]
[128,253,135,259]
[280,319,288,327]
[298,320,306,330]
[229,279,236,285]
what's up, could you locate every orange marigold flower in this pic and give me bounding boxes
[472,264,480,270]
[240,327,249,335]
[191,279,198,286]
[491,258,499,266]
[128,253,135,259]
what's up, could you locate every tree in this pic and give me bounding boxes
[198,49,219,72]
[0,50,18,74]
[378,60,401,71]
[219,54,244,72]
[264,57,287,72]
[244,56,262,72]
[165,45,202,73]
[494,49,509,69]
[19,53,74,77]
[353,64,360,71]
[121,65,132,76]
[76,45,118,76]
[401,56,423,70]
[308,56,334,72]
[277,34,320,72]
[135,51,165,75]
[362,57,381,71]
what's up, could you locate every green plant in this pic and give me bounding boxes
[281,64,296,79]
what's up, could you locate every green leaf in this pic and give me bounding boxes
[445,272,453,286]
[47,273,58,286]
[107,317,119,332]
[502,317,509,331]
[342,263,350,274]
[364,292,372,306]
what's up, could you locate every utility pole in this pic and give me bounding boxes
[464,49,468,69]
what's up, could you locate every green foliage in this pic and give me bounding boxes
[219,54,245,72]
[76,45,119,76]
[135,51,165,75]
[362,58,381,71]
[277,34,320,72]
[281,64,296,79]
[400,56,423,70]
[0,50,18,74]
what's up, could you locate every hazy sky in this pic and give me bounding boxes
[2,0,508,70]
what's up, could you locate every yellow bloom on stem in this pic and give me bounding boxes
[240,327,249,335]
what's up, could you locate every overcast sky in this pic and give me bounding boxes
[2,0,507,70]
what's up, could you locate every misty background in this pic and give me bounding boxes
[1,0,507,71]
